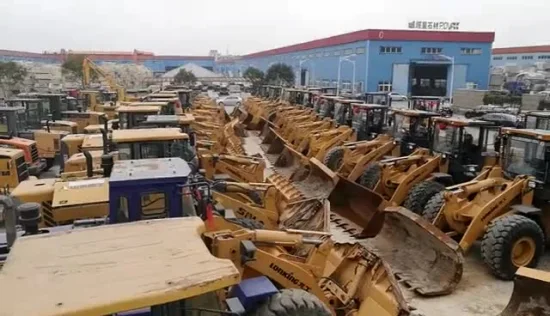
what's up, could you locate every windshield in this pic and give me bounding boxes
[525,116,550,130]
[391,113,419,138]
[433,124,460,154]
[503,136,547,181]
[116,140,194,161]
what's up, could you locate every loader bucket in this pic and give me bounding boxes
[288,158,339,200]
[363,207,464,296]
[329,176,386,238]
[500,267,550,316]
[261,130,289,164]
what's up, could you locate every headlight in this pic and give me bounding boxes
[528,180,537,188]
[442,153,447,159]
[468,166,476,172]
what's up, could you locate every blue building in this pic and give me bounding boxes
[218,29,495,97]
[491,45,550,68]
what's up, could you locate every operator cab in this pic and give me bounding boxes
[0,106,27,136]
[109,157,192,223]
[350,103,389,140]
[389,109,441,155]
[112,128,195,163]
[364,92,392,107]
[431,117,498,183]
[60,110,106,133]
[501,129,550,192]
[116,105,160,129]
[142,93,183,114]
[523,111,550,130]
[140,114,196,145]
[5,98,47,129]
[317,95,343,118]
[333,99,360,125]
[18,93,68,121]
[408,96,451,116]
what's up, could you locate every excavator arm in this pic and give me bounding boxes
[82,57,126,101]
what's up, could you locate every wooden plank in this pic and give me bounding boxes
[0,217,240,316]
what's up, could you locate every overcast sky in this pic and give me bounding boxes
[0,0,548,55]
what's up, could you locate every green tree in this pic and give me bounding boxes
[0,61,27,97]
[265,63,295,86]
[61,54,87,80]
[173,69,197,85]
[243,67,264,85]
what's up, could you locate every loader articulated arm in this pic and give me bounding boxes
[200,154,266,183]
[205,229,410,316]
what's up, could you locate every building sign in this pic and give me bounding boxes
[408,21,460,31]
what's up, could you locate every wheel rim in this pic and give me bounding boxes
[511,237,536,267]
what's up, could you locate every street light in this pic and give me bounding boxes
[438,54,455,102]
[337,54,356,96]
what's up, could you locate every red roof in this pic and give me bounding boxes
[493,45,550,55]
[244,29,495,58]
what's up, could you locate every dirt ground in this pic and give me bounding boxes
[330,222,550,316]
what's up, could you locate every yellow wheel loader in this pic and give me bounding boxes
[200,154,266,183]
[210,181,330,232]
[360,117,499,214]
[420,128,550,280]
[205,228,411,316]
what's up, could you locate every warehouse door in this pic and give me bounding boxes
[392,64,410,95]
[450,65,467,95]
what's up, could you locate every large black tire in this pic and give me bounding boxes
[323,146,344,171]
[358,163,381,189]
[225,217,264,230]
[403,180,445,214]
[422,191,446,223]
[481,215,545,280]
[247,289,331,316]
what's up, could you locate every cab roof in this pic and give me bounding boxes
[147,93,177,98]
[434,117,496,127]
[62,110,106,116]
[0,147,24,158]
[112,128,188,142]
[144,114,194,125]
[351,103,389,110]
[116,105,160,113]
[0,106,25,112]
[41,120,78,127]
[0,217,239,316]
[6,98,42,102]
[127,102,169,107]
[148,97,179,103]
[392,108,441,117]
[502,128,550,141]
[525,111,550,118]
[110,157,191,183]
